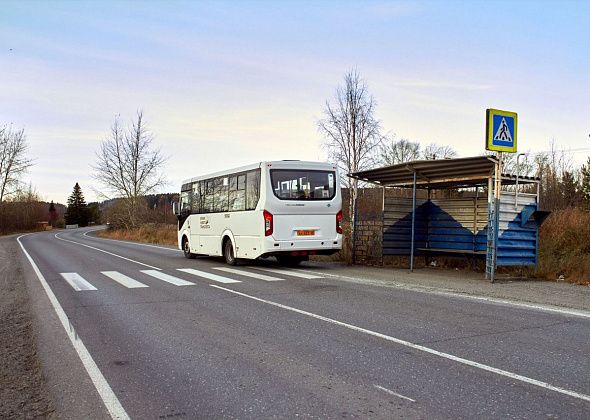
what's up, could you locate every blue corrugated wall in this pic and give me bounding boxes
[383,193,539,266]
[496,192,538,266]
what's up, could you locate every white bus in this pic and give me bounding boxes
[174,161,343,266]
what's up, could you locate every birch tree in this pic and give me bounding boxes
[422,143,457,160]
[380,138,421,166]
[93,111,167,228]
[0,125,33,202]
[318,70,383,220]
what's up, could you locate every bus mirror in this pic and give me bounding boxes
[172,202,179,215]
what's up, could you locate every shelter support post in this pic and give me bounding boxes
[486,155,502,283]
[410,171,417,272]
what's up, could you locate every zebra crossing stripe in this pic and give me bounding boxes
[177,268,241,284]
[251,267,323,279]
[60,273,98,291]
[140,270,195,286]
[213,267,284,282]
[101,271,149,288]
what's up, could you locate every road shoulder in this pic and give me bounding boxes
[0,234,54,418]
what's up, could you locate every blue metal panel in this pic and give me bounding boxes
[496,193,538,266]
[383,198,428,255]
[383,193,540,266]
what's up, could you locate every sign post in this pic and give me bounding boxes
[485,108,517,282]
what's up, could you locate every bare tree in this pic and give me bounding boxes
[422,143,457,160]
[93,111,167,228]
[533,140,578,211]
[0,125,33,202]
[380,138,421,166]
[318,70,383,222]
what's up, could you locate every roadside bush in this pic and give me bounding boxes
[0,194,46,235]
[537,208,590,284]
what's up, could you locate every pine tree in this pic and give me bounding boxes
[48,200,58,226]
[65,183,89,226]
[561,171,579,208]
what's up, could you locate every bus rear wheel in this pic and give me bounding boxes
[183,237,195,259]
[223,238,237,266]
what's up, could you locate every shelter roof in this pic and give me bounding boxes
[349,156,539,189]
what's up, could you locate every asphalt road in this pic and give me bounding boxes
[16,227,590,419]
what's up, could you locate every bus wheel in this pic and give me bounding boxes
[223,238,237,266]
[183,237,195,259]
[277,256,304,267]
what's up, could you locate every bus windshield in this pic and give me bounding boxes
[270,169,336,201]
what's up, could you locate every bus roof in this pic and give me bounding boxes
[181,161,337,185]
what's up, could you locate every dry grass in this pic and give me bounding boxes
[97,223,177,246]
[537,207,590,285]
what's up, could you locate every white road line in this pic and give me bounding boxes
[251,267,323,279]
[295,268,590,320]
[54,233,161,270]
[213,267,284,282]
[140,270,195,286]
[101,271,149,289]
[60,273,98,291]
[209,284,590,403]
[17,235,129,419]
[374,385,416,402]
[83,229,182,253]
[177,268,241,284]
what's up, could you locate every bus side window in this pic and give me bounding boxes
[215,177,228,212]
[202,180,214,213]
[192,182,201,213]
[246,169,260,210]
[230,174,246,211]
[180,190,192,214]
[228,176,238,211]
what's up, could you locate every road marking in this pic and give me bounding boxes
[17,235,129,419]
[60,273,98,291]
[295,268,590,320]
[209,284,590,403]
[54,233,161,270]
[83,229,182,253]
[252,267,323,279]
[374,385,416,402]
[101,271,149,289]
[177,268,241,284]
[213,267,284,281]
[140,270,195,286]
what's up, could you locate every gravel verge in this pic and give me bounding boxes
[0,235,54,419]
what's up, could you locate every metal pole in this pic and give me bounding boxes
[515,152,525,210]
[352,194,358,265]
[410,171,417,272]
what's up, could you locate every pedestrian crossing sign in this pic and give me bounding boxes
[486,108,517,153]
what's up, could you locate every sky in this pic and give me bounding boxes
[1,0,589,204]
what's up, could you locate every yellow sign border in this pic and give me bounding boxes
[486,108,518,153]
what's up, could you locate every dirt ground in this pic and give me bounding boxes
[0,235,54,419]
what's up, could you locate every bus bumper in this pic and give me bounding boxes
[259,237,342,258]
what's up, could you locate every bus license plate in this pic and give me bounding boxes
[297,230,315,236]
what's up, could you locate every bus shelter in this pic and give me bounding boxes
[349,156,549,282]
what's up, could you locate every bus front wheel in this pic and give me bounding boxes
[183,237,196,259]
[223,238,237,266]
